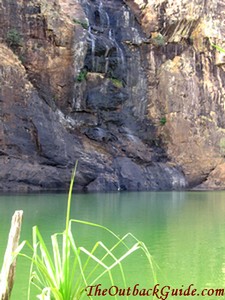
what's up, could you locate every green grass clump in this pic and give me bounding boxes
[159,117,167,126]
[73,19,89,30]
[110,78,123,88]
[21,162,156,300]
[6,29,22,49]
[151,33,165,47]
[76,69,88,82]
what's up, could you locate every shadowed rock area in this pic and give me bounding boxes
[1,0,225,191]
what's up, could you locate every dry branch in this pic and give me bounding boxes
[0,210,23,300]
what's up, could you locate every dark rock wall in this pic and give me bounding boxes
[0,0,189,191]
[75,0,150,119]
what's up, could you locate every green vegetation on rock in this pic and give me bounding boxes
[76,69,88,82]
[151,32,165,47]
[73,19,89,30]
[6,29,22,49]
[160,116,167,126]
[110,78,123,88]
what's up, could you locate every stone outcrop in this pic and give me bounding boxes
[126,0,225,188]
[1,0,225,191]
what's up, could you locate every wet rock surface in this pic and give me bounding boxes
[2,0,225,191]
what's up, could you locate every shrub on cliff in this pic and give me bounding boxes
[6,29,22,49]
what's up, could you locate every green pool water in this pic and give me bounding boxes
[1,191,225,299]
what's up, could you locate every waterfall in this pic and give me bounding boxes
[108,29,125,70]
[99,0,110,29]
[81,0,126,75]
[70,0,188,192]
[104,45,110,73]
[76,0,149,119]
[87,27,96,71]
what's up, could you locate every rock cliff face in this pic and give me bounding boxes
[128,0,225,189]
[0,0,224,191]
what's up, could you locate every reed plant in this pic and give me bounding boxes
[21,162,156,300]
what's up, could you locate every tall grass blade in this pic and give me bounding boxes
[211,43,225,53]
[20,162,157,300]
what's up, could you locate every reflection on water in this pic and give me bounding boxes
[0,191,225,299]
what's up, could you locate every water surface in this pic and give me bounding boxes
[0,191,225,299]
